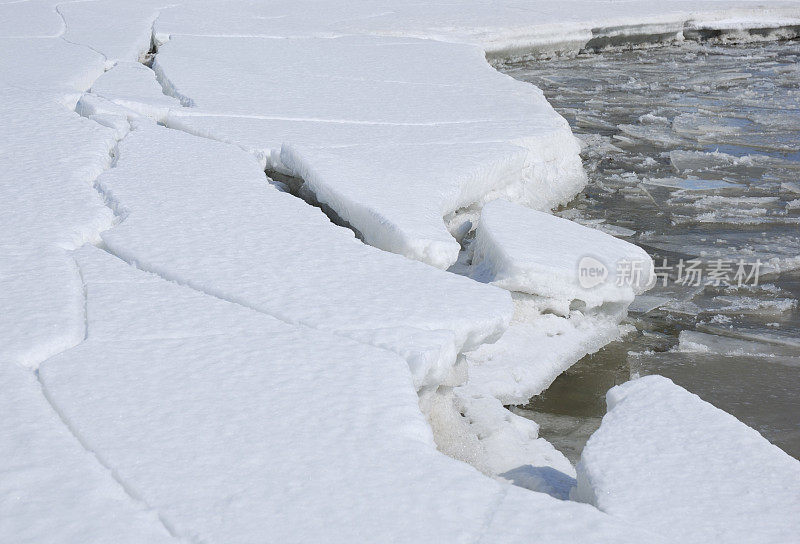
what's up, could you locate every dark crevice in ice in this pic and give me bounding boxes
[265,169,366,242]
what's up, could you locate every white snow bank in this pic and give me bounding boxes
[37,246,661,543]
[93,121,512,388]
[573,375,800,544]
[154,34,585,268]
[0,363,172,544]
[472,200,654,311]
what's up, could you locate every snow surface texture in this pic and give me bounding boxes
[3,0,800,541]
[0,363,172,544]
[82,118,513,390]
[574,376,800,544]
[37,247,662,543]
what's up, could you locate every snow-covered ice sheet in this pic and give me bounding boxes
[37,246,661,543]
[154,34,585,268]
[153,0,800,56]
[0,90,117,368]
[92,120,512,388]
[573,375,800,544]
[471,199,654,311]
[0,363,172,544]
[5,0,800,540]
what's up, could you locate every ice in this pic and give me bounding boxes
[0,90,118,367]
[678,330,800,363]
[641,176,734,191]
[573,376,800,544]
[153,34,585,268]
[37,246,660,543]
[89,62,180,120]
[58,0,163,62]
[5,0,800,540]
[0,247,84,369]
[471,199,653,311]
[92,121,512,389]
[0,363,172,544]
[463,294,626,404]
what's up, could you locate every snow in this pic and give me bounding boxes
[463,294,626,404]
[0,90,116,368]
[471,199,654,311]
[36,246,661,543]
[92,120,512,389]
[0,362,172,544]
[573,375,800,544]
[4,0,800,541]
[89,62,180,120]
[153,34,585,268]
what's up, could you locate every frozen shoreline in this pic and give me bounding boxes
[2,1,800,542]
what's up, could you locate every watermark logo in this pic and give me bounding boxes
[577,255,763,289]
[578,256,608,289]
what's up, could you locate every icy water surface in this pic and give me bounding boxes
[500,41,800,462]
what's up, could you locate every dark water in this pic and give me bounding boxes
[499,40,800,463]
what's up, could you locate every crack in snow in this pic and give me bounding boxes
[34,367,187,543]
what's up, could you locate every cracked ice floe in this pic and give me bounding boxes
[82,118,512,389]
[0,363,172,543]
[0,90,119,367]
[573,375,800,544]
[37,246,662,543]
[152,34,585,269]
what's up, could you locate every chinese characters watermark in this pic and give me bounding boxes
[579,256,762,289]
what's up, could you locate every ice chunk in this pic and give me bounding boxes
[574,375,800,544]
[38,247,660,543]
[464,295,625,404]
[0,363,172,543]
[471,199,653,310]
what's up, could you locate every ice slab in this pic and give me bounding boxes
[95,122,513,388]
[464,295,624,404]
[0,363,172,544]
[38,246,661,544]
[574,375,800,544]
[154,34,585,268]
[471,199,654,310]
